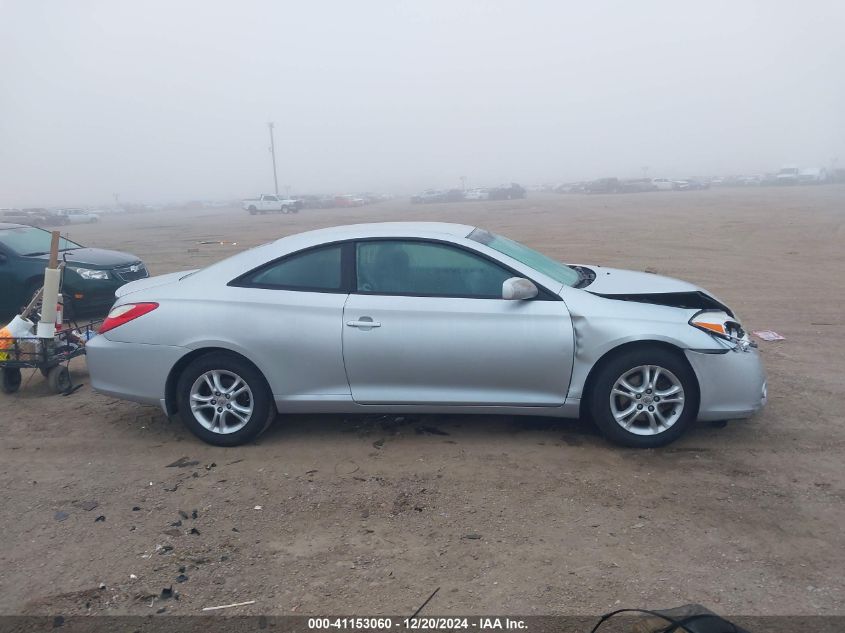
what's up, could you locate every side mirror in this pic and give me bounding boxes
[502,277,538,300]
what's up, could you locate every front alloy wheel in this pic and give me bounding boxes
[590,348,698,447]
[610,365,685,436]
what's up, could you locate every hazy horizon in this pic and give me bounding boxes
[2,0,843,207]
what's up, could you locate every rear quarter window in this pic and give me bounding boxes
[232,244,342,291]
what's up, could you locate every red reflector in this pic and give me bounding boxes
[99,302,159,334]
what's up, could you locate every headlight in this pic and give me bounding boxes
[689,310,751,348]
[69,266,110,280]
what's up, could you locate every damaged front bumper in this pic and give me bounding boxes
[685,346,767,422]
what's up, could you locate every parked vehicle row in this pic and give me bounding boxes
[55,208,100,223]
[558,178,711,195]
[243,193,389,214]
[1,208,101,227]
[411,183,526,204]
[552,164,836,194]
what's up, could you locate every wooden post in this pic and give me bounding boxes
[48,231,60,268]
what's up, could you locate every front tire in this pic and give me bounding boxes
[589,347,698,448]
[176,353,275,446]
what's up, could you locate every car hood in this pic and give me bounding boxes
[579,265,700,294]
[29,248,141,268]
[576,265,734,316]
[115,269,198,298]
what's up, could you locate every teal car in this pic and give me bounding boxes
[0,223,148,318]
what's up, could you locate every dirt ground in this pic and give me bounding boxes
[1,187,843,617]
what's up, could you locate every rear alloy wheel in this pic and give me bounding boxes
[176,353,275,446]
[590,348,698,448]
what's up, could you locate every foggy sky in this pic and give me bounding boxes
[1,0,843,207]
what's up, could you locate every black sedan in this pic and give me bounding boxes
[0,223,148,318]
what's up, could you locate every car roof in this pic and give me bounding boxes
[272,222,474,245]
[189,222,477,283]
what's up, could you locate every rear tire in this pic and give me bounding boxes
[47,365,71,393]
[176,352,275,446]
[2,368,22,394]
[589,347,698,448]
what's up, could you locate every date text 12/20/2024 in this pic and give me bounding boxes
[308,618,527,630]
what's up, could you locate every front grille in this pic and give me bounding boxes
[113,262,149,282]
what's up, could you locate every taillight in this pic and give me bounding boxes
[99,302,159,334]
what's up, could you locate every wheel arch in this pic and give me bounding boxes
[578,340,700,419]
[163,347,272,415]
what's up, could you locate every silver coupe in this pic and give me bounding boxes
[87,222,766,447]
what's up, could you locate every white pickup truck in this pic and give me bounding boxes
[242,194,302,215]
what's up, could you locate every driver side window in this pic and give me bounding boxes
[356,240,513,298]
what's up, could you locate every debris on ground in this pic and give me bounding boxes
[94,515,106,522]
[77,500,99,511]
[753,330,785,341]
[334,460,360,475]
[201,599,256,611]
[166,457,200,468]
[54,511,69,522]
[462,533,482,540]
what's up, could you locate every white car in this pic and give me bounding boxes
[651,178,675,191]
[242,194,301,214]
[56,208,100,224]
[463,189,490,201]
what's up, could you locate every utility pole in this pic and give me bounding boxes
[268,122,279,196]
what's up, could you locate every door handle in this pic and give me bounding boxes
[346,319,381,328]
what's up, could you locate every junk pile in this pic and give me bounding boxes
[1,230,99,395]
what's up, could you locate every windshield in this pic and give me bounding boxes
[468,228,580,287]
[0,226,82,255]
